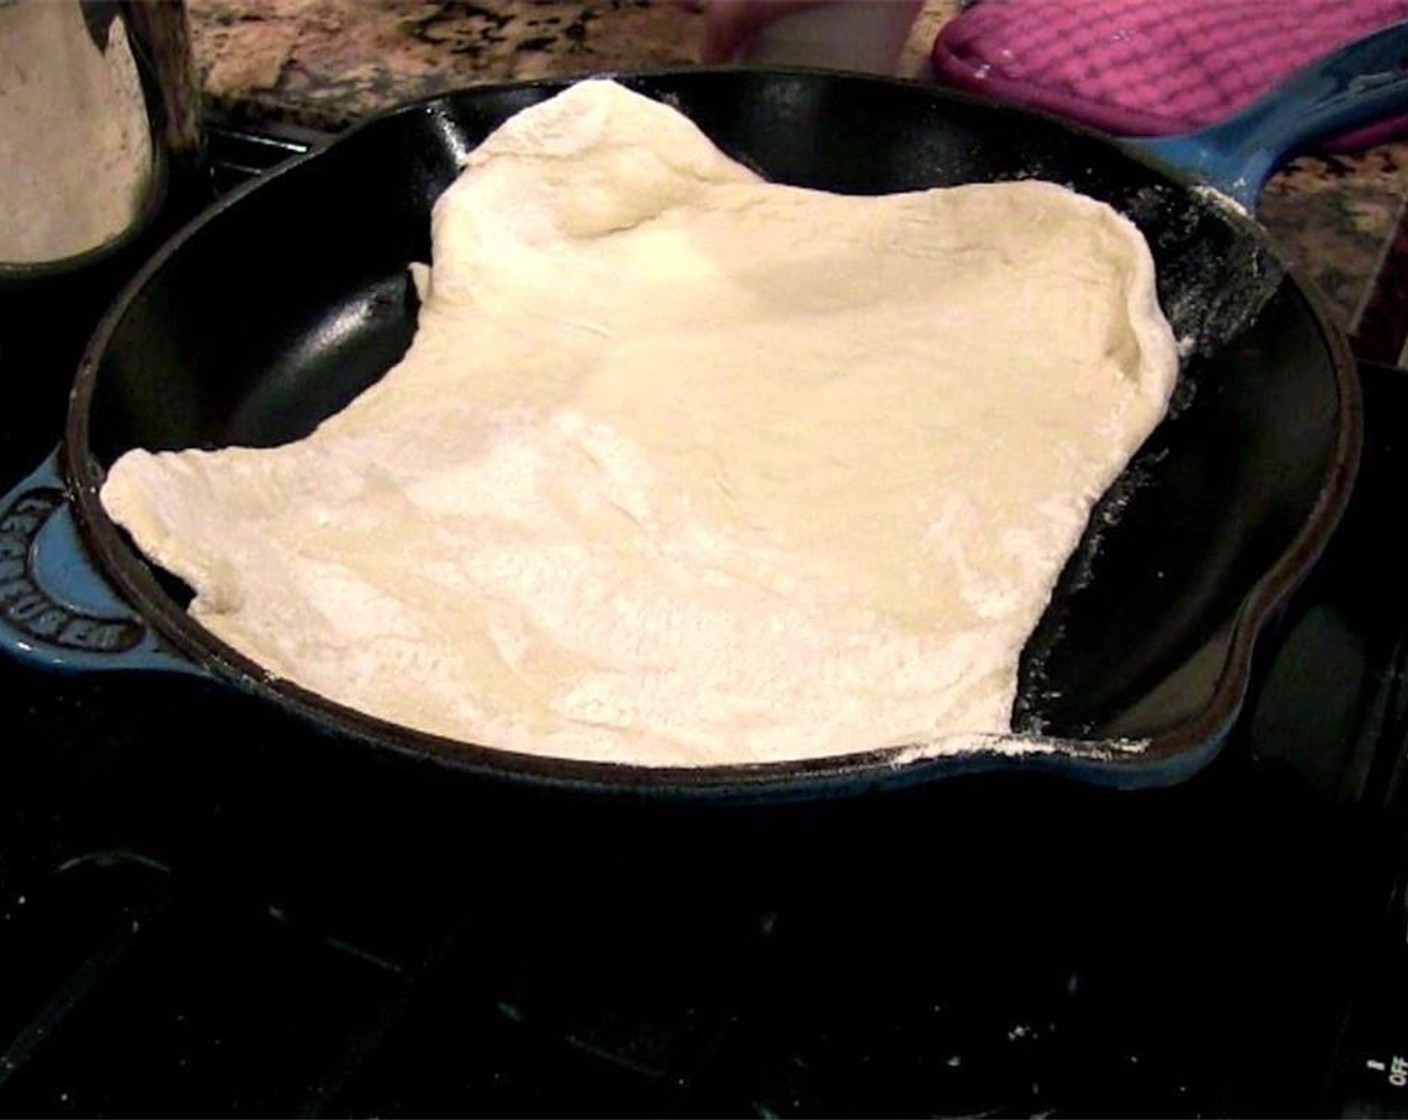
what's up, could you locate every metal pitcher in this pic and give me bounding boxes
[0,0,202,271]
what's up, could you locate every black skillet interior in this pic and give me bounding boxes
[77,70,1354,773]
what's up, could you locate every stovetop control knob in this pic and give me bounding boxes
[1343,1051,1408,1118]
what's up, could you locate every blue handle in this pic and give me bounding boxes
[0,449,208,676]
[1129,20,1408,211]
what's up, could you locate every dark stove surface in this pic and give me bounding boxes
[2,126,1408,1118]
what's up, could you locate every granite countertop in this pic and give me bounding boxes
[187,0,1408,338]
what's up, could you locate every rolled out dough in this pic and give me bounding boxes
[101,80,1178,767]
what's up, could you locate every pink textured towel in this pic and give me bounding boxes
[931,0,1408,150]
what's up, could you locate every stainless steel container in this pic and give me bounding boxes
[0,0,202,273]
[0,1,206,445]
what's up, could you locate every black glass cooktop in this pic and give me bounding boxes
[2,124,1407,1118]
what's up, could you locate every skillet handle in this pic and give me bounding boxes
[1130,20,1408,211]
[0,448,207,676]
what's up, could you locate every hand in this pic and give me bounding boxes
[680,0,830,64]
[678,0,925,71]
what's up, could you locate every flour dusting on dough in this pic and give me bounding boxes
[101,81,1178,767]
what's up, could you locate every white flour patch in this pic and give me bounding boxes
[887,733,1150,767]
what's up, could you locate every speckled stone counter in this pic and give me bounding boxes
[187,0,1408,336]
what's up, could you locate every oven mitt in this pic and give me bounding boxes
[931,0,1408,150]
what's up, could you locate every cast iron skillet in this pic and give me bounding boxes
[3,28,1406,799]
